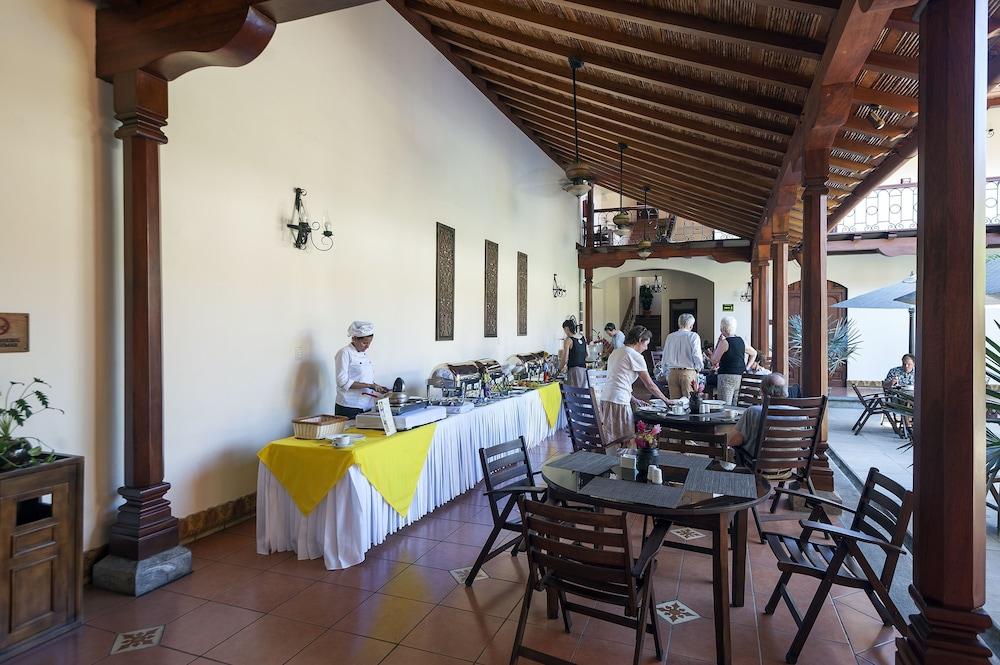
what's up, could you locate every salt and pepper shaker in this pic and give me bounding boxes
[647,465,663,485]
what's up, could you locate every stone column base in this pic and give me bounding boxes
[92,546,192,596]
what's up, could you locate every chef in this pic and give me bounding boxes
[334,321,389,418]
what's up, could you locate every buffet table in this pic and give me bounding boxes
[256,384,563,569]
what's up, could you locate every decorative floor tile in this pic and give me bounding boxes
[670,527,706,541]
[655,600,700,626]
[450,566,489,584]
[109,625,164,654]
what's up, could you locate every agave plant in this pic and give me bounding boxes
[787,314,862,374]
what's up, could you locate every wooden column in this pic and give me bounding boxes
[584,267,594,340]
[109,70,179,560]
[756,260,769,361]
[897,0,992,662]
[585,189,595,249]
[750,263,763,351]
[771,215,790,378]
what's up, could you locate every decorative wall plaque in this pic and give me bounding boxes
[517,252,528,336]
[484,240,498,338]
[436,223,455,341]
[0,313,29,353]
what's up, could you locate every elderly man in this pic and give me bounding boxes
[728,372,788,461]
[883,353,916,391]
[661,313,704,399]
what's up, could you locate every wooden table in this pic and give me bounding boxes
[634,406,746,436]
[541,453,770,665]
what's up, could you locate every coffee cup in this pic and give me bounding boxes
[331,434,351,448]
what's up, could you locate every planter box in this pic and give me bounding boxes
[0,455,83,662]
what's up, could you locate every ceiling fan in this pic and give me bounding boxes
[558,57,594,197]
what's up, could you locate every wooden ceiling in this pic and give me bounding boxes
[387,0,1000,244]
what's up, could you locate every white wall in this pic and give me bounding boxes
[0,1,578,548]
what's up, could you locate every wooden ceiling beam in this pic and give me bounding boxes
[745,0,839,17]
[863,50,919,78]
[506,100,773,194]
[834,135,891,158]
[473,65,786,156]
[530,0,825,60]
[434,0,812,90]
[437,29,795,136]
[544,141,764,218]
[763,1,903,222]
[885,6,1000,35]
[578,244,753,270]
[384,1,567,171]
[842,115,911,140]
[409,1,803,117]
[486,78,783,172]
[494,87,776,185]
[852,85,919,114]
[829,156,873,174]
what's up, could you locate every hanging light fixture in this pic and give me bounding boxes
[612,142,632,235]
[739,281,753,302]
[864,104,887,130]
[636,241,653,259]
[650,274,663,293]
[552,274,567,298]
[562,57,593,197]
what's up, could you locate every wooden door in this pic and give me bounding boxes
[788,281,848,388]
[668,299,698,334]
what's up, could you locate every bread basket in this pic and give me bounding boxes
[292,414,348,439]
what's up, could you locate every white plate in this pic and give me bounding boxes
[701,399,726,406]
[326,433,366,447]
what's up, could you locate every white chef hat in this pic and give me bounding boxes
[348,321,376,337]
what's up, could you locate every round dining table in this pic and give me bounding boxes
[633,404,747,434]
[541,452,770,665]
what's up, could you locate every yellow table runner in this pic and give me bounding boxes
[257,423,437,517]
[538,382,562,428]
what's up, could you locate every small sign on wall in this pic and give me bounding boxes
[722,304,734,312]
[0,313,29,353]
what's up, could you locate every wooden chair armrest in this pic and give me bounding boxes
[484,485,546,498]
[773,488,857,514]
[799,520,906,554]
[632,522,670,579]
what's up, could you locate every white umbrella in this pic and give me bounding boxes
[833,273,917,353]
[892,260,1000,306]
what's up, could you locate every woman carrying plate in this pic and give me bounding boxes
[598,326,673,444]
[334,321,389,419]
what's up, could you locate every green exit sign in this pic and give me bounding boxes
[722,304,734,312]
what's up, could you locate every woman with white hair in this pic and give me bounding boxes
[599,326,673,443]
[710,315,757,405]
[334,321,389,418]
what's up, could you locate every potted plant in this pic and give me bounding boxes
[0,379,82,660]
[639,284,654,316]
[633,420,661,479]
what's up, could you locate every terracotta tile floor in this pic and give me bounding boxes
[16,432,900,664]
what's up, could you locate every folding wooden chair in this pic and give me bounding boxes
[736,373,764,408]
[745,395,827,542]
[464,437,545,586]
[762,467,914,664]
[560,384,612,454]
[988,450,1000,533]
[510,499,668,665]
[851,384,894,436]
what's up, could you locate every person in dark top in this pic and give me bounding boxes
[710,315,757,405]
[559,319,589,387]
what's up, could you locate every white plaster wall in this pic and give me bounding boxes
[0,1,578,547]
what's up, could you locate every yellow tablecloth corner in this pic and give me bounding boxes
[257,423,437,517]
[538,382,562,428]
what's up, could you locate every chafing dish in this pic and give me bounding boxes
[506,351,551,382]
[427,362,482,401]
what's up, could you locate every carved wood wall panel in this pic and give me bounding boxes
[484,240,498,338]
[517,251,528,336]
[436,223,455,341]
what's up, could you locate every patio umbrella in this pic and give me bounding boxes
[832,273,917,353]
[892,259,1000,306]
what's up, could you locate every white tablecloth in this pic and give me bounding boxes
[256,390,563,569]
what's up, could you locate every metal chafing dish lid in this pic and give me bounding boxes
[430,362,481,383]
[474,358,504,375]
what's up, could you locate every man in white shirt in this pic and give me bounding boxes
[604,322,626,349]
[661,313,704,399]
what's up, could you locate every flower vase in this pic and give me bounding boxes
[635,447,658,481]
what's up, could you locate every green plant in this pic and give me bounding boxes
[787,314,862,374]
[639,284,654,312]
[0,379,61,470]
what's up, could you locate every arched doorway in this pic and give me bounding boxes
[788,280,848,389]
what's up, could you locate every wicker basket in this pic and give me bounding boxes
[292,414,348,439]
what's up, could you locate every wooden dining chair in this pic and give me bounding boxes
[987,450,1000,533]
[761,467,914,664]
[850,384,893,435]
[656,428,729,461]
[736,373,764,408]
[560,384,613,454]
[465,437,546,586]
[510,499,669,665]
[746,395,827,542]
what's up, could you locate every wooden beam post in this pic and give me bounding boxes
[771,211,790,378]
[585,188,595,249]
[108,69,179,561]
[750,263,763,351]
[751,225,772,361]
[897,1,993,662]
[584,267,594,340]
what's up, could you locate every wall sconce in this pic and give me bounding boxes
[864,104,886,130]
[552,274,567,298]
[287,187,333,252]
[739,281,753,302]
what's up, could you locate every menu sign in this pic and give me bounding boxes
[0,314,28,353]
[375,397,397,437]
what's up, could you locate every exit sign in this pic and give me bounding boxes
[722,304,734,312]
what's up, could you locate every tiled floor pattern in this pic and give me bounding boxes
[17,432,902,665]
